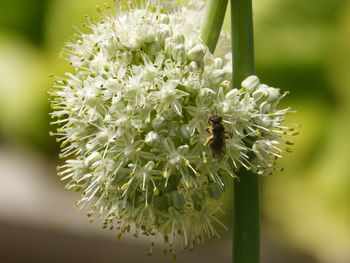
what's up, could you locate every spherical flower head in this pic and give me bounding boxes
[49,0,294,255]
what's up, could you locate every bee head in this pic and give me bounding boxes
[208,115,223,125]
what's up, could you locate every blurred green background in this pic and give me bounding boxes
[0,0,349,262]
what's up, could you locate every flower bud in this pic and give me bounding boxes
[208,183,223,200]
[256,116,273,128]
[187,44,205,63]
[156,25,172,45]
[97,129,110,145]
[184,72,201,92]
[164,37,176,57]
[158,14,169,24]
[186,61,197,71]
[226,88,240,100]
[266,87,281,104]
[145,131,160,146]
[252,84,269,100]
[180,125,195,138]
[214,57,223,69]
[172,44,186,63]
[242,75,260,93]
[209,69,226,85]
[221,80,231,90]
[172,33,185,44]
[253,84,281,104]
[84,151,102,167]
[167,191,185,209]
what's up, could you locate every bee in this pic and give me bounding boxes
[204,114,228,158]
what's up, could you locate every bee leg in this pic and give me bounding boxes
[203,136,214,146]
[205,127,211,134]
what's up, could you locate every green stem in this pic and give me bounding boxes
[200,0,259,261]
[233,170,260,263]
[201,0,229,54]
[231,0,255,87]
[231,0,260,263]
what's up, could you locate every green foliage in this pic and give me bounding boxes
[0,34,52,150]
[0,0,48,45]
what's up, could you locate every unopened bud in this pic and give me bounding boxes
[158,14,169,24]
[156,26,172,44]
[172,33,185,44]
[164,37,176,56]
[187,44,205,63]
[84,151,102,167]
[242,75,260,93]
[172,44,186,63]
[210,69,226,85]
[214,58,223,69]
[145,131,160,146]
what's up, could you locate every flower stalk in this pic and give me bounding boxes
[231,0,260,263]
[201,0,229,53]
[202,0,260,261]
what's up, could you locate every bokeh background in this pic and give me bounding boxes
[0,0,349,262]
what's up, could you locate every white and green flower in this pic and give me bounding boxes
[50,0,293,254]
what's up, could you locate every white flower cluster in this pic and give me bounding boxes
[50,1,294,255]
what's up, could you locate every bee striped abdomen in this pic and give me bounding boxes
[204,114,227,158]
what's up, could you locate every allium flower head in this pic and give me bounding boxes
[50,0,294,255]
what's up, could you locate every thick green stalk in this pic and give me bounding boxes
[201,0,229,54]
[231,0,255,87]
[233,170,260,263]
[231,0,260,263]
[200,0,259,261]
